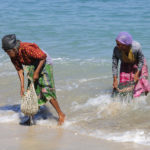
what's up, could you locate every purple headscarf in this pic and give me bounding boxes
[116,32,133,46]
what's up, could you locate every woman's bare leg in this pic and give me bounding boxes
[49,98,65,125]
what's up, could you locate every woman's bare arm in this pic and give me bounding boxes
[17,69,24,96]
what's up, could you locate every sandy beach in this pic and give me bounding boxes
[0,123,149,150]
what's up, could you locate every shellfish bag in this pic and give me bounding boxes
[21,79,38,116]
[112,81,135,97]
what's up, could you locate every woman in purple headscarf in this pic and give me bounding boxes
[112,32,150,97]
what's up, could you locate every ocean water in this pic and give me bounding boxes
[1,0,150,146]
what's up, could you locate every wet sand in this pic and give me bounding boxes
[0,124,150,150]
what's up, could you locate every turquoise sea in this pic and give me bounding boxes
[1,0,150,147]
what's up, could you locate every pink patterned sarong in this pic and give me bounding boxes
[120,59,150,97]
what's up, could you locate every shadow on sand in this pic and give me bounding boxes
[0,104,58,126]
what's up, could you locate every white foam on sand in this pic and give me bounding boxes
[71,94,115,112]
[0,94,149,146]
[63,118,150,146]
[0,110,20,123]
[67,94,150,146]
[89,129,150,146]
[71,93,147,112]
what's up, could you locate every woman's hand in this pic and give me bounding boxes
[33,72,39,82]
[113,76,118,89]
[33,59,46,82]
[134,71,140,82]
[20,87,24,97]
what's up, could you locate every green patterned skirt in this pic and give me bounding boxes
[26,64,57,106]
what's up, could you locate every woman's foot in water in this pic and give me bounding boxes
[58,112,65,125]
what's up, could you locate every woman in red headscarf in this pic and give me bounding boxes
[2,34,65,125]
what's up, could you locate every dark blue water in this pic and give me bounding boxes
[0,0,150,59]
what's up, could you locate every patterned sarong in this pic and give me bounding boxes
[26,63,57,105]
[120,59,150,97]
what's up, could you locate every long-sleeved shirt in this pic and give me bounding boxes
[11,42,52,71]
[112,41,144,77]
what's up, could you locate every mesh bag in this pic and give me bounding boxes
[112,81,135,97]
[21,79,38,116]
